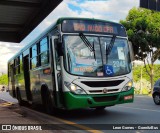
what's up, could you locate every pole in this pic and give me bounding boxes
[140,65,143,94]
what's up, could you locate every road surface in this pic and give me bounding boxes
[0,92,160,133]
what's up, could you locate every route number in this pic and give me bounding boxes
[113,60,125,67]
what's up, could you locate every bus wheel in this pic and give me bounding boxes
[95,106,106,110]
[44,91,56,115]
[16,89,24,106]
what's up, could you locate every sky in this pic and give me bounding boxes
[0,0,139,73]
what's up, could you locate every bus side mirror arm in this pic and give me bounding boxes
[54,39,63,56]
[57,43,63,56]
[59,56,64,71]
[129,41,135,61]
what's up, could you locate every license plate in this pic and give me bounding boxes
[124,95,133,100]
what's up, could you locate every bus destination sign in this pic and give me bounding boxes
[73,23,114,33]
[62,19,126,36]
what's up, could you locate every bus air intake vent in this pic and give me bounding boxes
[93,95,117,102]
[89,89,119,93]
[81,80,124,87]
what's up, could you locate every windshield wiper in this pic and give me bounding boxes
[106,35,116,55]
[79,33,96,60]
[92,41,96,60]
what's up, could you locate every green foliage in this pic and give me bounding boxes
[134,88,150,95]
[0,74,8,85]
[133,64,160,94]
[133,64,160,84]
[121,7,160,91]
[120,7,160,60]
[142,88,150,95]
[134,78,151,95]
[133,66,141,82]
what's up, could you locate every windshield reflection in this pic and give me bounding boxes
[63,35,131,77]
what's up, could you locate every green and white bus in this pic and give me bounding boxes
[8,17,134,113]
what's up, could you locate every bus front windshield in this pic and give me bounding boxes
[63,35,131,77]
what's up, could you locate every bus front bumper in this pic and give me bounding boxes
[64,87,134,110]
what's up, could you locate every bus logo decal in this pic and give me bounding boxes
[103,88,108,93]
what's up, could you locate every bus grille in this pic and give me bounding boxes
[93,95,117,102]
[89,89,119,93]
[81,80,124,87]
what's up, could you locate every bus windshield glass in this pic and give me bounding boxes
[63,35,131,77]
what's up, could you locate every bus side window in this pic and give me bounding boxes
[40,37,49,66]
[10,64,14,81]
[20,54,23,72]
[31,44,38,69]
[14,57,20,75]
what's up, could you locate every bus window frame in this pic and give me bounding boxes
[54,38,62,71]
[14,56,20,75]
[30,43,39,69]
[39,37,50,67]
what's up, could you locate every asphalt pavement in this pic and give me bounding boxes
[0,91,17,103]
[54,95,160,133]
[0,92,160,133]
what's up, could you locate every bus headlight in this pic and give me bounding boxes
[71,84,77,91]
[122,80,133,92]
[64,81,86,94]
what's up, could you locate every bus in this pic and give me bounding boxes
[8,17,134,114]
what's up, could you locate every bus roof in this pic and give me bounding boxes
[8,17,123,62]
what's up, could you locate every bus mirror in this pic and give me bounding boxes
[128,41,135,61]
[57,43,63,56]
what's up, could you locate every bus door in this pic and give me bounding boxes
[23,55,32,101]
[51,36,64,108]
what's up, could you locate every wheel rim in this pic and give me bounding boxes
[154,95,160,104]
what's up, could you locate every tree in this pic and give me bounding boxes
[133,64,160,94]
[120,7,160,92]
[0,74,8,85]
[133,64,160,83]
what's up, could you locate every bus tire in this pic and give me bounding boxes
[42,89,56,115]
[16,89,25,106]
[13,89,16,98]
